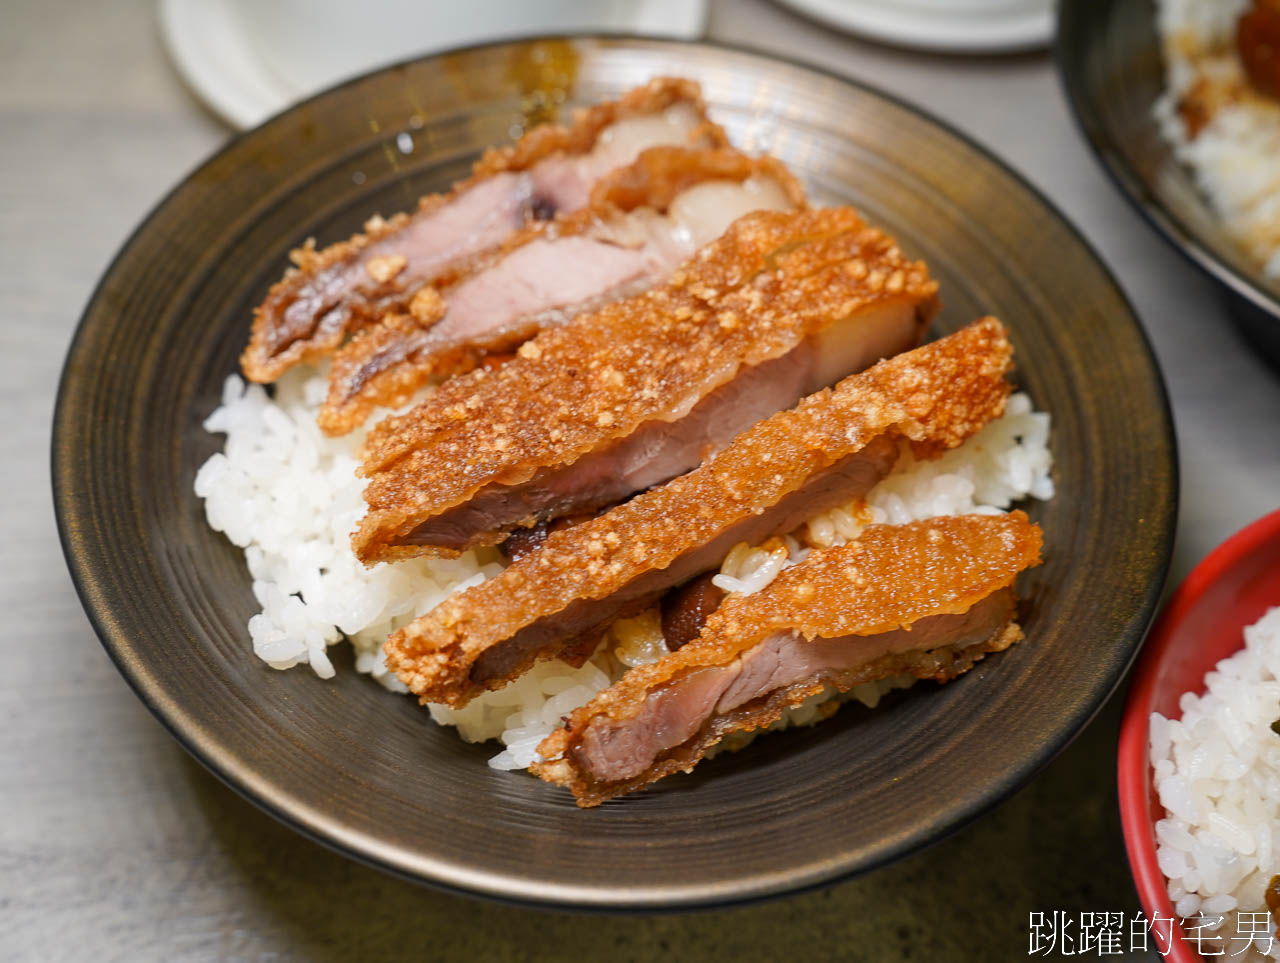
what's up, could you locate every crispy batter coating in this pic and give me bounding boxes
[355,208,940,563]
[383,318,1013,706]
[534,511,1043,805]
[241,77,724,383]
[585,146,805,214]
[317,147,807,435]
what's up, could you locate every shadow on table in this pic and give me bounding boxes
[179,690,1148,962]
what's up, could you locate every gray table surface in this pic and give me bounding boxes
[5,0,1278,960]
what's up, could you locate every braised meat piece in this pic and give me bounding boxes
[1239,0,1280,101]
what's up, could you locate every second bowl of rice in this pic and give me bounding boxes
[1119,508,1280,962]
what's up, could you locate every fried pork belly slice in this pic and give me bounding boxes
[241,77,724,383]
[533,511,1043,806]
[384,317,1013,707]
[355,208,940,562]
[318,148,805,434]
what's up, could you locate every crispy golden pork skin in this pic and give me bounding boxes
[354,208,940,563]
[317,147,806,435]
[384,318,1013,708]
[533,511,1043,806]
[241,78,725,383]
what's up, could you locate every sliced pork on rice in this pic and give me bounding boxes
[383,318,1014,708]
[194,75,1059,793]
[195,359,1055,765]
[354,207,940,562]
[241,77,725,382]
[319,146,805,434]
[533,511,1043,805]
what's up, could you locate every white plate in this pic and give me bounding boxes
[773,0,1055,53]
[159,0,709,129]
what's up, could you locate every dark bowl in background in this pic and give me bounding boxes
[53,36,1177,909]
[1056,0,1280,367]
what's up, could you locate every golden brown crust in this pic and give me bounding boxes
[241,77,725,383]
[536,620,1024,807]
[316,147,808,436]
[354,208,940,564]
[382,318,1013,706]
[586,146,807,215]
[468,77,726,179]
[532,511,1042,805]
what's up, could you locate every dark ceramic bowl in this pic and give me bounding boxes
[53,36,1177,909]
[1119,509,1280,962]
[1056,0,1280,366]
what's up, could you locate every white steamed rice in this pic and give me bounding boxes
[1149,606,1280,960]
[196,365,1052,770]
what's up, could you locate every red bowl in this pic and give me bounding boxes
[1119,508,1280,962]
